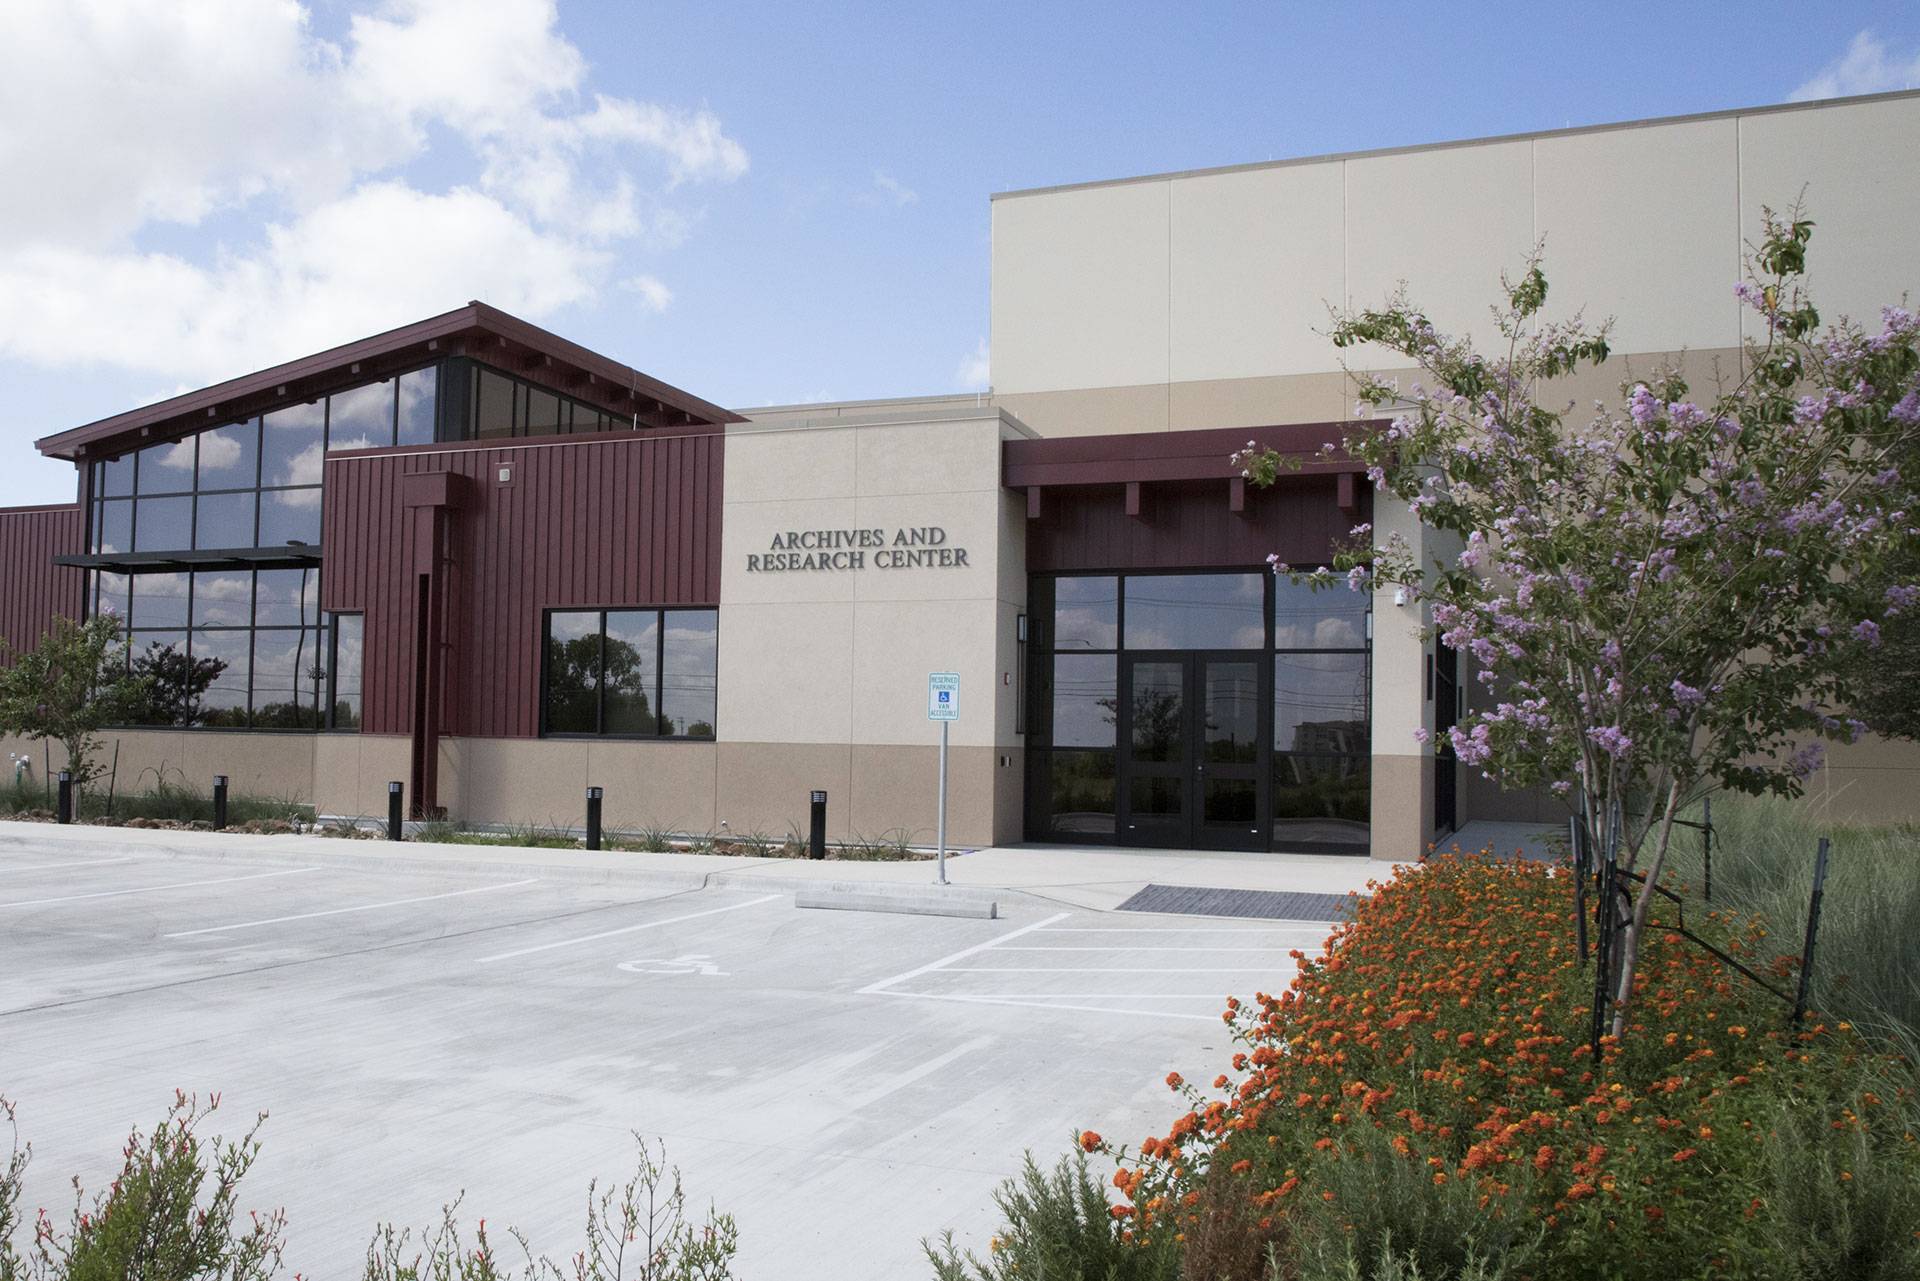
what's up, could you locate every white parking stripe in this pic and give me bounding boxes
[477,893,783,963]
[942,966,1288,973]
[995,945,1309,952]
[856,911,1071,995]
[1036,925,1330,933]
[0,857,144,875]
[165,878,541,938]
[0,866,318,909]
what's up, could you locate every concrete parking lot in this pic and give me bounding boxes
[0,828,1338,1280]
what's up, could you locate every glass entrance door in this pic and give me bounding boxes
[1119,654,1267,850]
[1196,657,1263,848]
[1121,658,1188,846]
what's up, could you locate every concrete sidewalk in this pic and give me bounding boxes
[0,819,1392,911]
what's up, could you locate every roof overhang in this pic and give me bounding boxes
[1004,421,1370,523]
[35,301,745,463]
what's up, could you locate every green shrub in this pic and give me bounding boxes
[0,775,309,827]
[0,1099,736,1281]
[926,1153,1180,1281]
[8,1091,287,1281]
[1756,1080,1920,1281]
[1282,1125,1544,1281]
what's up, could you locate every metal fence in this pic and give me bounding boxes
[1569,804,1830,1059]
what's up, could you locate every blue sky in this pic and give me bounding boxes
[1,1,1917,506]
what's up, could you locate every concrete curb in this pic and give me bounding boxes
[794,886,999,918]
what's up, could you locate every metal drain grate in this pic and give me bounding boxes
[1116,883,1354,921]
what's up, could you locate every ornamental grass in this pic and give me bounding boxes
[1054,852,1920,1281]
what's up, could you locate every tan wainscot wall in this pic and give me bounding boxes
[1,728,319,805]
[714,406,1032,848]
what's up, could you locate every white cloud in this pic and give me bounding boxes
[0,183,601,380]
[622,275,675,314]
[956,337,990,390]
[1790,31,1920,102]
[871,171,919,207]
[0,0,746,384]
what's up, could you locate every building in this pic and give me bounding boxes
[4,90,1919,858]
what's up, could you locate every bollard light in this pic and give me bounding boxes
[809,790,827,860]
[212,775,229,830]
[585,786,604,851]
[387,781,404,841]
[56,769,73,825]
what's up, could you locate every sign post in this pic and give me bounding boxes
[927,672,960,886]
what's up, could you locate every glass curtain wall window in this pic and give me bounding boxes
[542,609,718,739]
[87,364,441,556]
[88,567,325,729]
[1026,571,1372,852]
[457,361,619,442]
[1270,579,1370,852]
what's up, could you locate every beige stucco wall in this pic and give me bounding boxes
[990,91,1920,438]
[714,407,1032,846]
[1,729,317,802]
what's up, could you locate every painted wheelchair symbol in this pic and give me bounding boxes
[617,953,729,977]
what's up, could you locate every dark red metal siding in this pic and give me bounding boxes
[1025,476,1365,573]
[322,434,724,737]
[0,505,85,662]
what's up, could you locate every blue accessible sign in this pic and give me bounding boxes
[927,672,960,721]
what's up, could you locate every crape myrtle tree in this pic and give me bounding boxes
[1237,211,1920,1037]
[0,615,151,795]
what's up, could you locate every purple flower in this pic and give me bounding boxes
[1412,727,1431,744]
[1853,619,1883,648]
[1586,726,1633,758]
[1789,741,1827,780]
[1670,680,1706,708]
[1628,384,1660,426]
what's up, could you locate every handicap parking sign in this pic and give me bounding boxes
[927,672,960,721]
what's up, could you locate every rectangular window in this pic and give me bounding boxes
[136,438,196,494]
[327,381,395,451]
[97,568,340,732]
[192,628,252,728]
[475,367,515,439]
[128,571,190,629]
[194,490,257,550]
[542,608,718,739]
[326,613,364,729]
[544,611,601,733]
[96,499,132,555]
[659,611,718,737]
[97,452,134,498]
[196,420,259,491]
[602,609,659,734]
[1124,572,1265,649]
[258,488,322,547]
[396,366,438,446]
[261,403,326,489]
[133,496,192,552]
[523,388,563,438]
[251,627,322,728]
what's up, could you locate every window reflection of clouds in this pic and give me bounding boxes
[129,572,190,629]
[1124,573,1264,650]
[262,403,325,488]
[1052,577,1117,650]
[190,570,253,627]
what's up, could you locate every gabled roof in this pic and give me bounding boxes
[34,301,744,462]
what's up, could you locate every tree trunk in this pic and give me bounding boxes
[1609,781,1684,1039]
